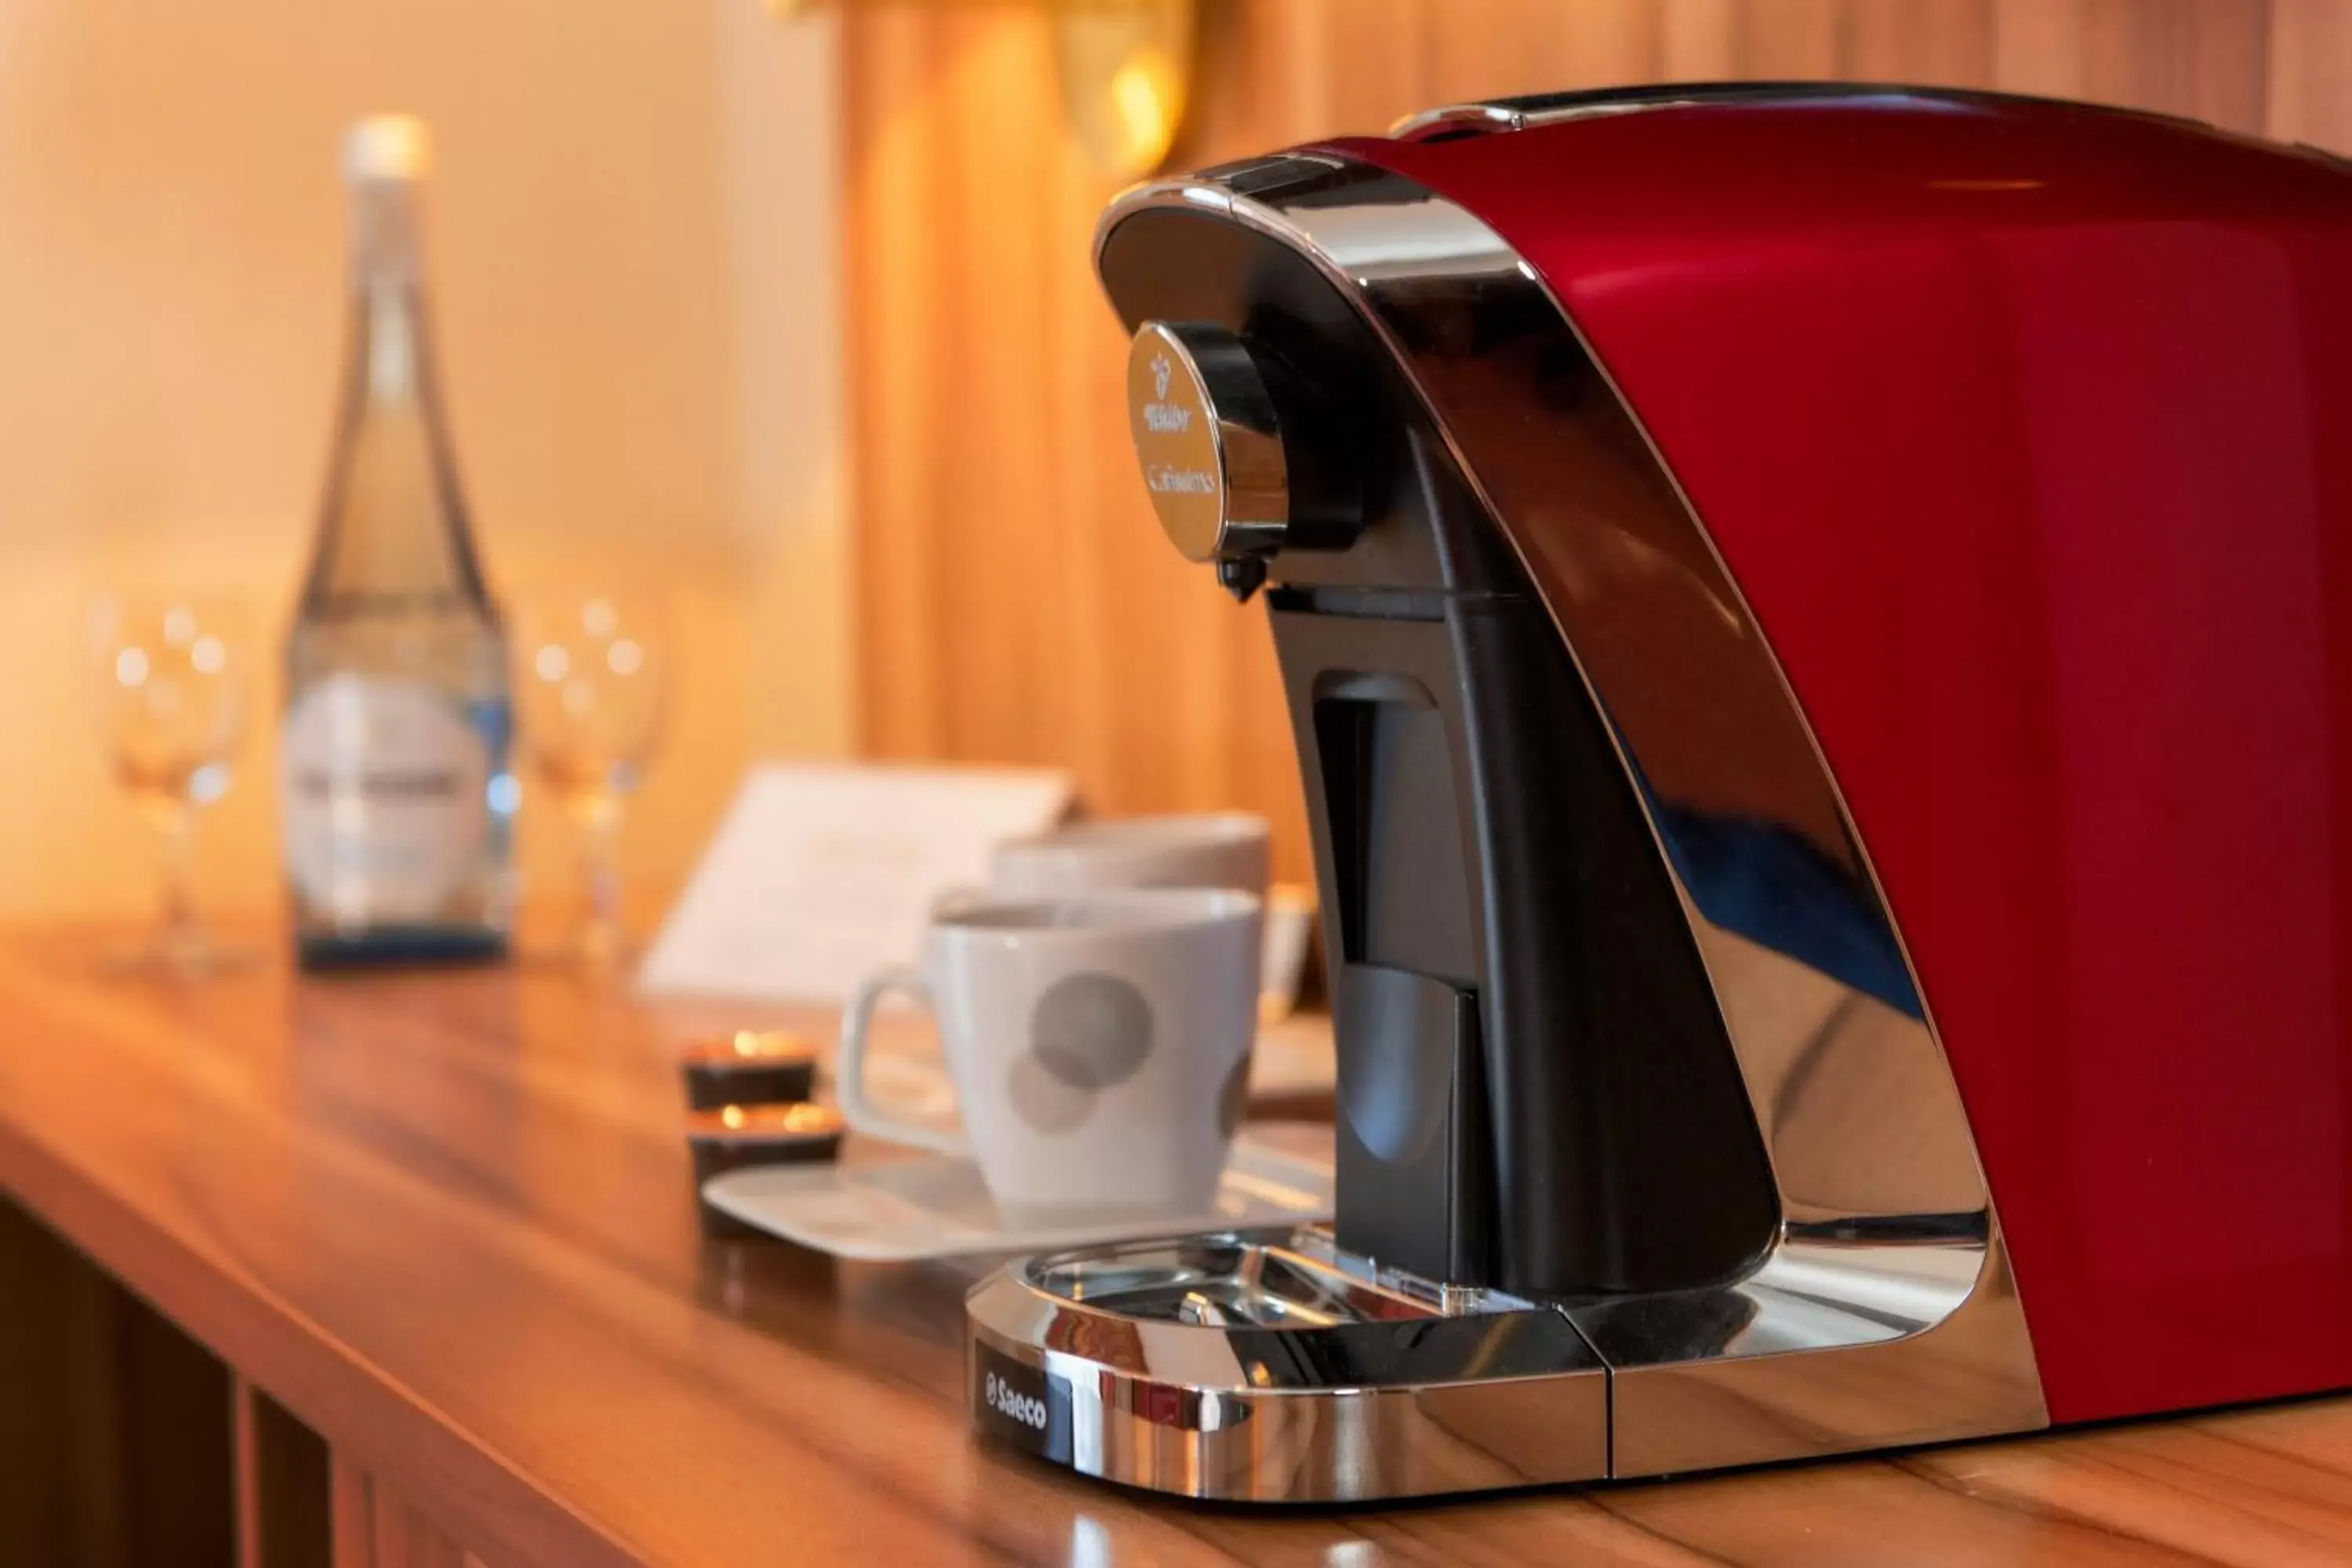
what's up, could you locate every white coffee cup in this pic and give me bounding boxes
[988,813,1270,901]
[837,888,1263,1221]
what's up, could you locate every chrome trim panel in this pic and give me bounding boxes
[967,1232,1609,1501]
[1042,152,2050,1484]
[1392,96,1707,139]
[1390,82,2082,141]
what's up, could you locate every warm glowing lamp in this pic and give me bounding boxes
[767,0,1197,182]
[1054,0,1192,179]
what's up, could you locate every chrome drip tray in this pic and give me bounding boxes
[1027,1234,1446,1327]
[965,1228,1609,1502]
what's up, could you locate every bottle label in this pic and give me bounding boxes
[281,676,490,923]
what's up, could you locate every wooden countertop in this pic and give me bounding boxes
[6,927,2352,1566]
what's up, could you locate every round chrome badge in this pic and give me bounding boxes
[1124,321,1290,564]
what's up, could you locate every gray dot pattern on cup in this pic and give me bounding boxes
[1005,972,1159,1134]
[1007,1051,1096,1134]
[1030,972,1155,1091]
[1218,1050,1251,1139]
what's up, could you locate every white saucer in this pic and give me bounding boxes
[700,1127,1334,1262]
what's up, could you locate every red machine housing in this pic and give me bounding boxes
[1334,96,2352,1425]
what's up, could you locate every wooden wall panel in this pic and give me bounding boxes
[2273,0,2352,143]
[236,1381,331,1568]
[328,1459,484,1568]
[848,2,1316,865]
[846,1,2352,880]
[0,1198,238,1568]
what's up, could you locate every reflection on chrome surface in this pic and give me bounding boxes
[968,1230,1609,1501]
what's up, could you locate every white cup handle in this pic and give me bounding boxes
[836,963,971,1156]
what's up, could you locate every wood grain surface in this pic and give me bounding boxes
[844,0,2352,884]
[5,927,2352,1565]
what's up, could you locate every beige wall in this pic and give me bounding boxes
[0,0,849,923]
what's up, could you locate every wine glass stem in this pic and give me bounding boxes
[155,804,199,954]
[580,814,623,956]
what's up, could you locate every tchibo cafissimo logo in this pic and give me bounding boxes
[984,1370,1049,1432]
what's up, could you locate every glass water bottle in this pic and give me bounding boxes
[281,116,516,967]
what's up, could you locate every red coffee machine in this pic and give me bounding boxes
[965,85,2352,1499]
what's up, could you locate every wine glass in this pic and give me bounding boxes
[514,590,668,965]
[85,593,257,975]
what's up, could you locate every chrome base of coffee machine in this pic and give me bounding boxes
[966,1209,2045,1501]
[964,1227,1609,1502]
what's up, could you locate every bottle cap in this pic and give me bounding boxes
[343,115,432,184]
